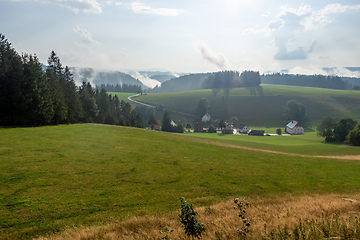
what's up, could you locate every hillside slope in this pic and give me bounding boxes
[135,85,360,126]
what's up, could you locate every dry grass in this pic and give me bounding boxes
[36,194,360,240]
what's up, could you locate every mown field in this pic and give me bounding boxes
[134,85,360,126]
[1,124,360,239]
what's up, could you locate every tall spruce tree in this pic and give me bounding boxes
[46,51,67,124]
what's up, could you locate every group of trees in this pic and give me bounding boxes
[95,83,142,93]
[161,111,184,133]
[262,73,352,90]
[317,116,360,145]
[0,34,143,128]
[201,70,261,90]
[283,100,306,124]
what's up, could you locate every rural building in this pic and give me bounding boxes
[151,120,161,130]
[285,120,304,135]
[170,120,177,127]
[194,123,204,132]
[237,124,249,134]
[201,113,211,122]
[248,129,264,136]
[222,126,234,134]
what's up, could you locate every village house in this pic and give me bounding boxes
[222,126,234,134]
[237,124,249,134]
[194,123,205,133]
[201,113,211,122]
[248,129,265,136]
[150,120,161,130]
[285,120,304,135]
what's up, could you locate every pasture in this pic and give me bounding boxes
[135,85,360,126]
[1,124,360,239]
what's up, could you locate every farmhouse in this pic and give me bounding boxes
[201,113,211,122]
[237,124,249,134]
[194,123,204,133]
[248,129,264,136]
[222,126,233,134]
[150,120,161,130]
[285,120,304,135]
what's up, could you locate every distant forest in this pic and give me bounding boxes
[95,83,142,93]
[0,34,143,127]
[261,73,360,90]
[149,70,261,93]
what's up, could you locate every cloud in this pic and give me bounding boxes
[131,2,185,16]
[56,0,102,14]
[198,42,229,70]
[73,25,100,48]
[130,72,161,88]
[303,3,360,29]
[249,3,360,61]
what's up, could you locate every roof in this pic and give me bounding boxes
[238,124,247,129]
[286,120,302,129]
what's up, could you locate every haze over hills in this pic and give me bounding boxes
[64,66,360,92]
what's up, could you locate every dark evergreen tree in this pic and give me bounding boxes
[46,51,67,124]
[0,34,25,125]
[21,54,53,126]
[63,66,83,123]
[79,81,99,122]
[161,111,173,132]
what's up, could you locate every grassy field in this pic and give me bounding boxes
[1,124,360,239]
[185,131,360,156]
[134,85,360,126]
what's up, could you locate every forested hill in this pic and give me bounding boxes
[261,73,360,90]
[71,67,145,88]
[149,70,261,93]
[150,72,212,92]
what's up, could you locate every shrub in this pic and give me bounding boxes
[179,197,205,239]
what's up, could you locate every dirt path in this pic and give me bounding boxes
[204,140,360,160]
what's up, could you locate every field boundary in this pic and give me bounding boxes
[200,139,360,160]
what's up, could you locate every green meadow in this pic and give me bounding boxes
[185,131,360,156]
[135,85,360,126]
[1,124,360,239]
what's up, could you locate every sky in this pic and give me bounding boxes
[1,0,360,79]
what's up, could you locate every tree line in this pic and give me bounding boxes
[0,34,143,128]
[95,83,142,93]
[317,116,360,146]
[201,70,261,90]
[261,73,353,90]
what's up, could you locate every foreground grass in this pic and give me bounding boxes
[1,124,360,239]
[36,194,360,239]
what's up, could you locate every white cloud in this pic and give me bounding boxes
[56,0,102,14]
[73,25,100,48]
[130,72,161,88]
[303,3,360,30]
[131,2,185,16]
[6,0,103,14]
[198,42,230,70]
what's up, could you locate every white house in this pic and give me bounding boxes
[237,124,249,134]
[286,120,304,135]
[201,113,211,122]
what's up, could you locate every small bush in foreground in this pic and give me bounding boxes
[234,197,251,238]
[179,197,205,239]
